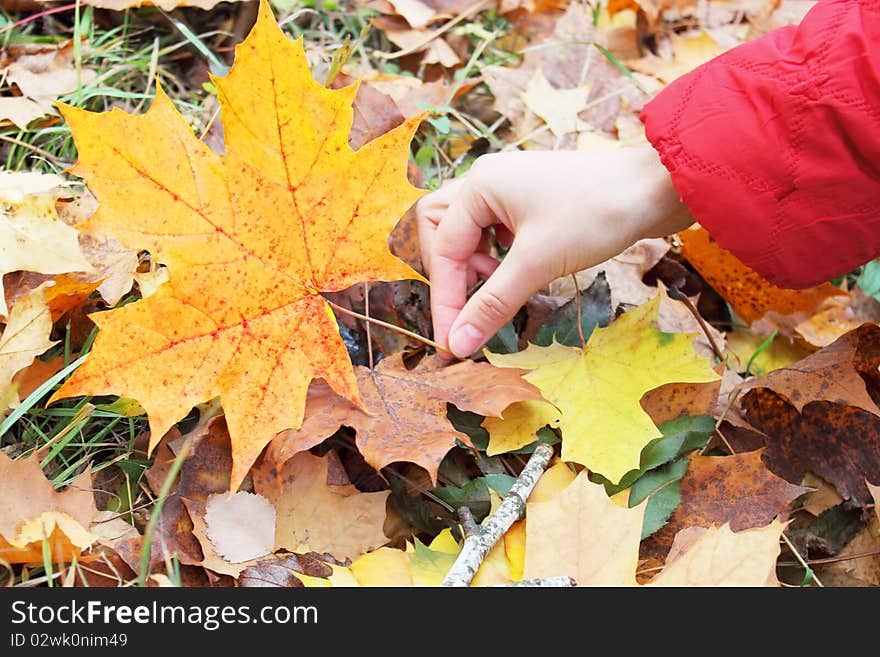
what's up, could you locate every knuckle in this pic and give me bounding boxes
[473,290,514,323]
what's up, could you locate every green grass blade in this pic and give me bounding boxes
[0,354,88,440]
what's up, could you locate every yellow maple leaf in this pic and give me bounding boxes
[48,0,425,491]
[646,520,785,587]
[524,470,646,586]
[485,295,719,483]
[482,400,561,456]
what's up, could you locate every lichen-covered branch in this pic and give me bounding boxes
[497,576,577,587]
[442,443,555,587]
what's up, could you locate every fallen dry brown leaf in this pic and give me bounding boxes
[252,450,390,562]
[265,353,543,483]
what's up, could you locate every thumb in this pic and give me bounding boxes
[447,242,545,359]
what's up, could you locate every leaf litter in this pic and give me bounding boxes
[1,0,876,588]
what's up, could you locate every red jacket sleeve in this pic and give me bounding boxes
[640,0,880,289]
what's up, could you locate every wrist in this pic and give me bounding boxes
[628,143,693,240]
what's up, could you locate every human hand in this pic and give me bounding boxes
[416,144,693,359]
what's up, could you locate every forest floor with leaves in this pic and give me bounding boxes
[1,0,878,589]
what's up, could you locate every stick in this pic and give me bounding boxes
[497,576,577,587]
[442,443,555,587]
[325,298,448,354]
[458,506,479,538]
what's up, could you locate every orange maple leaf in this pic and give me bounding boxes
[49,0,426,491]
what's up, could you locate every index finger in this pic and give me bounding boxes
[429,184,499,355]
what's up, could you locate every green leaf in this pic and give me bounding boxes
[483,473,516,496]
[485,320,519,354]
[631,457,689,540]
[427,115,451,134]
[857,259,880,299]
[535,272,612,347]
[433,478,491,519]
[415,143,434,168]
[447,406,489,452]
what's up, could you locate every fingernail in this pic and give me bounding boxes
[449,324,484,357]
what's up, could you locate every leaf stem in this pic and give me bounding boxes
[666,284,725,363]
[325,297,447,355]
[571,273,586,347]
[364,282,374,370]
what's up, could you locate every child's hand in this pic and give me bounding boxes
[416,145,693,359]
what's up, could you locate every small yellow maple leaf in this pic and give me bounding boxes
[48,0,426,491]
[524,470,646,586]
[485,295,719,483]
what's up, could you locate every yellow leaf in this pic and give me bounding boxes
[428,527,460,554]
[647,520,785,587]
[48,0,426,492]
[726,330,811,376]
[524,471,645,586]
[486,295,719,483]
[0,511,96,564]
[0,283,57,409]
[628,31,725,83]
[530,461,578,501]
[350,547,414,586]
[482,400,561,456]
[504,520,527,582]
[409,537,458,587]
[520,70,590,137]
[505,461,576,581]
[0,452,97,565]
[0,171,94,318]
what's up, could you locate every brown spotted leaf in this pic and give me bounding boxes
[265,353,544,483]
[640,451,808,565]
[742,388,880,505]
[736,323,880,417]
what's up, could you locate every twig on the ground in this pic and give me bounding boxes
[458,506,479,538]
[442,443,555,587]
[496,576,577,587]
